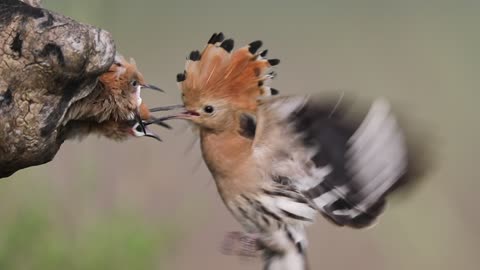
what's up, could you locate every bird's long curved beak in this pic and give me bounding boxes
[144,115,178,126]
[144,118,172,129]
[175,110,200,119]
[149,104,184,112]
[141,84,164,92]
[146,104,200,126]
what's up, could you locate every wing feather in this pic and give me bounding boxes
[254,94,416,228]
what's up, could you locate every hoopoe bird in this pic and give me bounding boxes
[63,53,162,125]
[61,53,168,141]
[150,33,424,270]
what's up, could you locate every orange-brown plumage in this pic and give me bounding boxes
[138,101,151,120]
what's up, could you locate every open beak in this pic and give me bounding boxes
[146,104,201,127]
[141,84,164,92]
[135,111,147,135]
[144,127,162,141]
[145,110,199,126]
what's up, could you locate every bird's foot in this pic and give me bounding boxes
[221,231,261,258]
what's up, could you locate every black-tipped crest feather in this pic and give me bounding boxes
[248,40,263,54]
[189,50,201,61]
[207,33,218,44]
[220,39,234,52]
[176,72,186,82]
[268,59,280,66]
[215,32,225,43]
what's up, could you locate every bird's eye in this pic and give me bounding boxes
[203,105,214,114]
[131,80,138,87]
[135,124,143,132]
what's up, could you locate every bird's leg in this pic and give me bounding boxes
[221,231,262,258]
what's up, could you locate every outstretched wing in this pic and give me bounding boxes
[253,94,412,228]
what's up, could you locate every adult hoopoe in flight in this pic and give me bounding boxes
[150,33,425,270]
[61,53,167,141]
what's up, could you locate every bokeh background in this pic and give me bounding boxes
[2,0,479,269]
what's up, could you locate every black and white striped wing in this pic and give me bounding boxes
[253,94,410,228]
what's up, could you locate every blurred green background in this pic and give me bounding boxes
[2,0,479,269]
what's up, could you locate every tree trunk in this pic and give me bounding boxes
[0,0,115,178]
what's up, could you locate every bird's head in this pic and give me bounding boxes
[149,33,279,133]
[178,91,239,132]
[103,54,163,108]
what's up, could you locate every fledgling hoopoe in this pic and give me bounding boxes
[150,33,425,270]
[63,53,162,125]
[61,53,168,141]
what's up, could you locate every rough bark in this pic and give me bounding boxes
[0,0,115,178]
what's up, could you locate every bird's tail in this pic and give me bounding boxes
[177,32,280,111]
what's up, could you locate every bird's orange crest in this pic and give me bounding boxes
[177,32,280,112]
